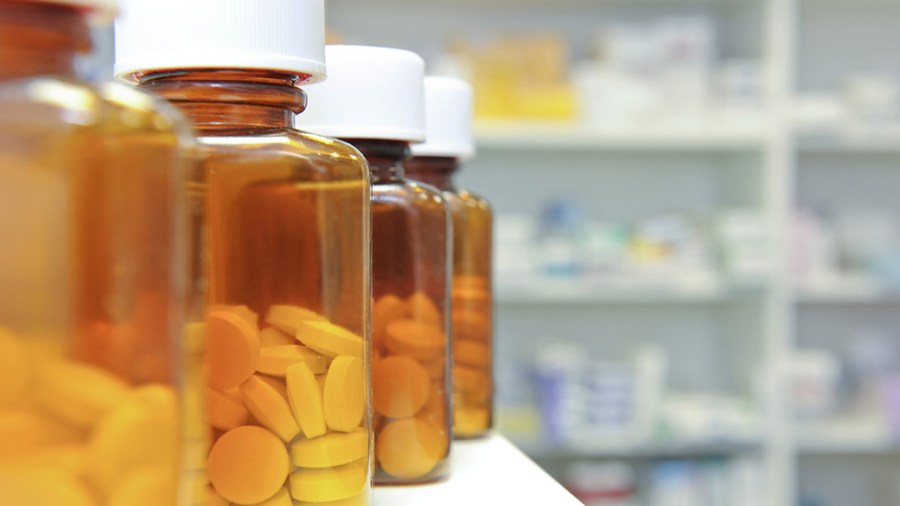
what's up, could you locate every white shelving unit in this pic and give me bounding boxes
[373,435,583,506]
[327,0,900,504]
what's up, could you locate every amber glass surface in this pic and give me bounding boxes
[140,70,373,505]
[354,141,452,485]
[406,156,494,439]
[0,2,195,504]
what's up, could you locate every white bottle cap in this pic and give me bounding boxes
[114,0,326,84]
[297,45,426,143]
[412,76,476,159]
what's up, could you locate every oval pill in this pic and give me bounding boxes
[295,321,364,358]
[384,320,446,360]
[289,460,368,503]
[266,305,326,335]
[259,327,296,347]
[239,375,300,442]
[258,345,328,376]
[291,429,367,468]
[286,361,327,438]
[323,356,365,433]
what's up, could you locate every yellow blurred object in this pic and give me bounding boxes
[450,34,578,121]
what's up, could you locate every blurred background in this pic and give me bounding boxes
[96,1,900,504]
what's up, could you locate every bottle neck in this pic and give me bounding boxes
[405,156,460,192]
[346,139,411,183]
[136,70,307,131]
[0,1,90,81]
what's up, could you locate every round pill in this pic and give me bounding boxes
[376,418,447,479]
[373,355,430,418]
[206,310,261,390]
[286,361,326,438]
[108,466,175,506]
[451,311,490,342]
[291,428,367,468]
[452,275,487,291]
[384,320,446,360]
[258,345,328,376]
[373,295,408,350]
[454,407,490,436]
[323,356,365,432]
[207,387,249,431]
[208,426,290,505]
[406,292,441,327]
[452,365,488,394]
[296,321,364,358]
[421,357,447,380]
[239,375,300,442]
[0,327,30,408]
[259,327,296,347]
[208,488,229,506]
[289,460,367,503]
[266,305,326,335]
[453,340,490,369]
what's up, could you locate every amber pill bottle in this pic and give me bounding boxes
[0,0,197,504]
[299,46,452,485]
[406,77,494,440]
[116,2,373,505]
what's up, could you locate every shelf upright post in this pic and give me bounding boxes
[762,0,798,504]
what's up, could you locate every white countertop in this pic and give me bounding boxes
[373,434,585,506]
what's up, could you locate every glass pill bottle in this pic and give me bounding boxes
[406,77,494,439]
[115,2,373,505]
[298,46,452,485]
[0,0,197,504]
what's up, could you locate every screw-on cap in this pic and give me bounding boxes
[114,0,326,84]
[297,45,426,142]
[412,76,476,159]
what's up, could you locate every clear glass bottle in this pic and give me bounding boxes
[0,0,196,504]
[406,77,495,439]
[116,2,373,505]
[298,46,452,485]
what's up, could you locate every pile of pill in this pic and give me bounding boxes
[371,292,450,480]
[0,327,180,506]
[203,304,369,505]
[449,276,492,436]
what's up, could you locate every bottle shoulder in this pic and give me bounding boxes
[195,128,369,177]
[456,188,492,214]
[373,178,450,215]
[0,77,186,132]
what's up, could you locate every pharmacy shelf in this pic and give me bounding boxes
[516,439,764,460]
[795,418,899,454]
[495,277,759,305]
[475,122,766,152]
[372,435,583,506]
[796,131,900,154]
[795,279,900,304]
